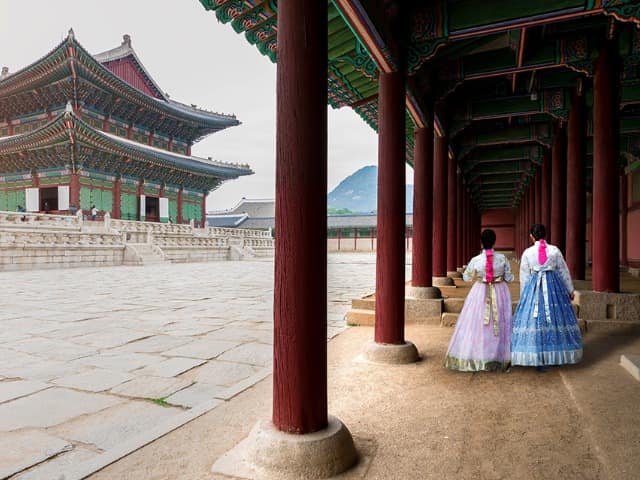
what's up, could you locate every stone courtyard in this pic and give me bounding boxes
[0,253,387,479]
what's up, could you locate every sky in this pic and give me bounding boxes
[0,0,413,210]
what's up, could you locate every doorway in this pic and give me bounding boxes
[145,196,160,222]
[40,187,58,212]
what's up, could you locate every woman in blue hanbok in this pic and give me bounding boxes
[511,224,582,367]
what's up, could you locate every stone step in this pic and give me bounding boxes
[583,319,640,335]
[620,354,640,381]
[345,308,375,326]
[443,298,464,313]
[441,312,459,327]
[351,297,375,311]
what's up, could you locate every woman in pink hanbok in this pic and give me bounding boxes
[444,229,514,372]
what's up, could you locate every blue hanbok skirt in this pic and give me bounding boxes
[511,270,582,366]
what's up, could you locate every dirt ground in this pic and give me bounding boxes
[90,322,640,480]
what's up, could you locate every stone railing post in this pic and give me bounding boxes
[103,212,111,232]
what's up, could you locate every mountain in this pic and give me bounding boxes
[328,165,413,213]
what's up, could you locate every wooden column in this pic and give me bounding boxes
[528,183,535,232]
[70,172,80,210]
[273,0,328,433]
[541,151,552,231]
[446,155,457,274]
[566,93,586,279]
[433,135,448,278]
[621,175,628,268]
[551,125,567,252]
[592,46,619,292]
[456,175,463,268]
[374,68,406,344]
[411,125,434,287]
[201,194,207,228]
[113,177,121,219]
[535,167,542,223]
[177,189,183,224]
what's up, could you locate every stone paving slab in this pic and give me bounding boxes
[0,379,49,404]
[52,369,134,392]
[110,376,193,399]
[0,388,122,431]
[51,401,181,451]
[109,335,192,354]
[0,430,71,479]
[73,352,161,372]
[182,360,262,387]
[8,338,97,361]
[165,382,228,408]
[134,357,205,378]
[218,342,273,367]
[14,447,95,480]
[164,339,239,360]
[620,354,640,381]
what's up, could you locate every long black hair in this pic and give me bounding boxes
[530,223,546,241]
[480,229,496,250]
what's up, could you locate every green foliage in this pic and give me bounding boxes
[327,207,353,215]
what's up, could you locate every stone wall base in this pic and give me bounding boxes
[0,246,125,271]
[574,291,640,322]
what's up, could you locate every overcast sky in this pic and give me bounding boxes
[0,0,413,210]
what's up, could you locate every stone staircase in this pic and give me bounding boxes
[123,243,167,265]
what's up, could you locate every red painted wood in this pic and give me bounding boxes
[113,177,121,219]
[272,0,328,434]
[592,46,619,292]
[620,175,628,267]
[566,94,586,279]
[374,69,406,345]
[177,189,183,224]
[541,151,552,233]
[433,135,448,277]
[535,167,542,223]
[446,155,457,272]
[551,125,566,252]
[456,175,463,267]
[201,195,206,228]
[70,173,80,209]
[411,126,433,287]
[102,58,161,98]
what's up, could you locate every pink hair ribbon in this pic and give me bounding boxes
[538,239,547,265]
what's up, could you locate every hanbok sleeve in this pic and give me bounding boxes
[503,257,515,283]
[555,251,575,294]
[462,256,477,282]
[519,252,530,294]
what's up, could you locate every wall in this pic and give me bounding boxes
[481,208,515,250]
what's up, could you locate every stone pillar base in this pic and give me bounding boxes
[447,270,462,278]
[405,286,442,299]
[363,340,419,364]
[433,276,455,286]
[574,290,640,321]
[211,415,357,479]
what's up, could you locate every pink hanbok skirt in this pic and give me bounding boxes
[443,281,512,372]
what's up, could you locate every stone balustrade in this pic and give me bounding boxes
[153,235,229,248]
[207,226,272,238]
[0,210,81,230]
[0,229,123,246]
[110,218,195,236]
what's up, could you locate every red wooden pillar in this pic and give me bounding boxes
[70,172,80,210]
[411,125,434,287]
[177,189,183,224]
[456,175,463,267]
[273,0,328,434]
[374,68,406,345]
[566,93,586,279]
[113,177,121,219]
[551,125,567,252]
[201,194,207,228]
[433,135,448,279]
[592,45,619,292]
[535,167,542,223]
[446,155,457,274]
[541,151,552,231]
[621,175,628,268]
[528,183,535,232]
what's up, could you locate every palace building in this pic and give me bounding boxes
[0,30,252,224]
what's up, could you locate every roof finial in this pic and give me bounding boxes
[1,66,8,78]
[122,34,131,47]
[65,101,73,114]
[68,28,75,40]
